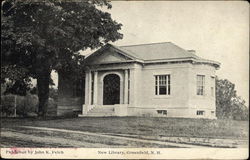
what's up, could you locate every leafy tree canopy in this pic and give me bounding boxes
[216,77,248,120]
[2,0,123,116]
[2,0,122,72]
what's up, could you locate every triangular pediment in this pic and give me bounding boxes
[85,45,134,65]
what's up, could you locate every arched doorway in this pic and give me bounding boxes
[103,74,120,105]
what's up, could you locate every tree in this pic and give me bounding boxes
[2,0,123,117]
[1,65,32,96]
[231,96,249,120]
[30,86,58,101]
[216,77,248,120]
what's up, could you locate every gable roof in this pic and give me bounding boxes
[85,43,143,64]
[85,42,220,68]
[118,42,199,61]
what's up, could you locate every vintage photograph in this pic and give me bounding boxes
[1,0,249,159]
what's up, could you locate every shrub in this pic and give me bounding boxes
[216,78,249,121]
[47,97,57,116]
[1,94,26,116]
[1,94,57,117]
[49,88,58,101]
[17,94,38,116]
[1,94,17,116]
[1,94,38,117]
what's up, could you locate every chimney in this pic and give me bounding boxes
[187,50,196,54]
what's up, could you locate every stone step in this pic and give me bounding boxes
[90,108,114,112]
[92,106,115,109]
[86,106,115,116]
[89,112,114,114]
[91,106,114,109]
[89,106,114,111]
[85,113,115,117]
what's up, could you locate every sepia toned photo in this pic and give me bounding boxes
[1,0,249,159]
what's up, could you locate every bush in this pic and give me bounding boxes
[47,97,57,115]
[1,94,26,116]
[1,94,36,117]
[17,94,38,116]
[216,78,249,121]
[49,88,58,101]
[1,94,18,116]
[1,94,57,117]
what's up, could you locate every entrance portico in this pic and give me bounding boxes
[81,68,131,116]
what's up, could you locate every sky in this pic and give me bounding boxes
[52,1,249,106]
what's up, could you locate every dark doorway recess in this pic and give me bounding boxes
[103,74,120,105]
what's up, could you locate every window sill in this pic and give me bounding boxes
[154,95,172,99]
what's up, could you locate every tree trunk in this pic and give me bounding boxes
[37,67,51,117]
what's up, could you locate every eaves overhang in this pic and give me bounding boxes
[143,57,220,69]
[192,58,221,69]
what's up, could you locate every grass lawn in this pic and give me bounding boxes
[1,117,248,140]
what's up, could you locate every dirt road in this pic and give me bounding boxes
[1,126,211,148]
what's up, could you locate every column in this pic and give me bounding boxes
[129,69,136,106]
[88,71,92,105]
[124,69,129,104]
[84,71,89,105]
[93,71,98,105]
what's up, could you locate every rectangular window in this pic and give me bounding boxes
[197,110,205,115]
[157,110,167,115]
[155,75,170,95]
[211,76,215,97]
[197,75,205,95]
